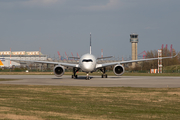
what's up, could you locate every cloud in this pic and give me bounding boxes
[83,0,121,11]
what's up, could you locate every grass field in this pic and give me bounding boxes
[0,79,19,81]
[0,85,180,120]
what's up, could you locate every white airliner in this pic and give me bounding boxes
[2,33,177,80]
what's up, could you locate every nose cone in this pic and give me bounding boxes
[82,63,94,72]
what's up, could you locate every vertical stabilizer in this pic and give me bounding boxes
[90,33,91,54]
[0,60,4,66]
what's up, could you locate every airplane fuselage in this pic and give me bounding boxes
[79,53,96,72]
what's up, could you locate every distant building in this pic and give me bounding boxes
[0,51,47,67]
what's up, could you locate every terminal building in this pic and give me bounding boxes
[0,51,47,68]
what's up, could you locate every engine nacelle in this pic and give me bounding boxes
[113,64,125,76]
[53,65,65,77]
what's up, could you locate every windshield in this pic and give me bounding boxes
[82,59,93,62]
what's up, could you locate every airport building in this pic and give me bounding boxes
[0,51,47,67]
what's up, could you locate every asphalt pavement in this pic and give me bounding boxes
[0,75,180,88]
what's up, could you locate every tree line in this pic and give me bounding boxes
[132,48,180,71]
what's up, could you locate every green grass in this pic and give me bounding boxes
[0,85,180,120]
[0,79,19,81]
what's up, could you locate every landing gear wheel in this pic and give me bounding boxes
[72,75,78,79]
[101,74,107,78]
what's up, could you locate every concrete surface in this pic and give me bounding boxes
[0,75,180,88]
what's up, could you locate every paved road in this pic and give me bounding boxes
[0,75,180,88]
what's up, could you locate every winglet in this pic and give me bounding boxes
[173,54,178,58]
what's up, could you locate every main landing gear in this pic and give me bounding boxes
[100,67,108,78]
[72,68,80,79]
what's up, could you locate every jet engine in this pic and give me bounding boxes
[113,64,125,76]
[53,65,65,77]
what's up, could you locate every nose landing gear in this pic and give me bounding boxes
[86,73,90,80]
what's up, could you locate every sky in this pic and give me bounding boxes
[0,0,180,59]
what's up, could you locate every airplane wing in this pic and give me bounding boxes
[2,58,80,68]
[96,54,178,69]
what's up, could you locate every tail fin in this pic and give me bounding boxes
[0,54,5,66]
[90,33,91,54]
[0,60,4,66]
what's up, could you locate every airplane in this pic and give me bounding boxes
[1,33,177,80]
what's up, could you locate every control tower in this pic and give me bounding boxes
[130,33,138,68]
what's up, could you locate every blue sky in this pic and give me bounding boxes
[0,0,179,59]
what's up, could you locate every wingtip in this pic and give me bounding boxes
[174,54,178,57]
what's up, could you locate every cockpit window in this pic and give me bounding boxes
[82,59,93,62]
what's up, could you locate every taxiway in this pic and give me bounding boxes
[0,75,180,88]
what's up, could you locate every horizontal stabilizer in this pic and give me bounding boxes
[97,56,113,60]
[68,57,80,59]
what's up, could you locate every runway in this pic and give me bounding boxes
[0,75,180,88]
